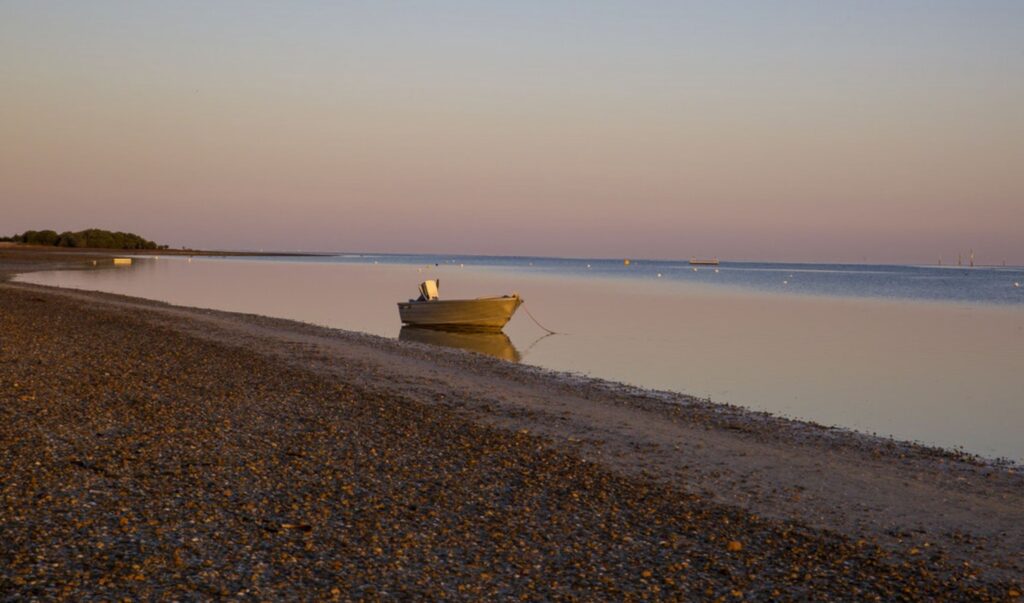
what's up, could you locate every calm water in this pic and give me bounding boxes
[235,253,1024,306]
[17,255,1024,462]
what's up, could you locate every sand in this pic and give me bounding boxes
[1,248,1021,599]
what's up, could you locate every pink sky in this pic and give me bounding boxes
[2,2,1022,263]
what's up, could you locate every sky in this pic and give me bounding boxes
[2,1,1022,263]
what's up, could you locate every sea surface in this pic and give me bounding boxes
[17,254,1024,462]
[286,254,1024,306]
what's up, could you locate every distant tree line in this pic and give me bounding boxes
[0,229,167,250]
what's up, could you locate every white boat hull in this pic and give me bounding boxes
[397,296,522,332]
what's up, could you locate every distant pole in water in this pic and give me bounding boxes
[958,253,962,267]
[938,256,942,266]
[969,249,975,268]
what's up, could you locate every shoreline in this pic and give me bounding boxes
[0,242,331,258]
[11,247,1024,466]
[1,248,1021,597]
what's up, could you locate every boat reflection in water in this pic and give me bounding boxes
[399,327,521,362]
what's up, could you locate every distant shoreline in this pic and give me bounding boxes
[5,242,1019,269]
[0,242,330,258]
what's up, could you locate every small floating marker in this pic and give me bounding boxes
[714,268,720,273]
[657,273,662,278]
[1015,282,1021,288]
[460,263,464,268]
[692,267,698,272]
[586,264,591,269]
[624,259,630,266]
[783,280,788,285]
[92,260,97,266]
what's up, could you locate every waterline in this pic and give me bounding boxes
[16,255,1024,462]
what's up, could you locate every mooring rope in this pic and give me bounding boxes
[520,332,556,358]
[522,302,559,335]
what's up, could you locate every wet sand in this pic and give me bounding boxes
[1,249,1021,599]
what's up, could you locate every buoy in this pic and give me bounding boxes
[586,264,591,269]
[783,280,788,285]
[692,267,698,272]
[1015,282,1021,288]
[460,263,464,268]
[624,259,630,266]
[657,273,662,278]
[714,268,719,273]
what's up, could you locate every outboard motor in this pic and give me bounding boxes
[417,279,440,301]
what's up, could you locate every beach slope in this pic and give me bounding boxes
[0,253,1020,599]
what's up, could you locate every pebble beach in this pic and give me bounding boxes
[1,248,1021,600]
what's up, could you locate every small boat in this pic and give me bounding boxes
[397,280,522,332]
[689,258,719,266]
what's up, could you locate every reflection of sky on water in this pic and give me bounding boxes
[17,256,1024,463]
[226,253,1024,306]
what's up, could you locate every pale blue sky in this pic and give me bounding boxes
[2,1,1022,262]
